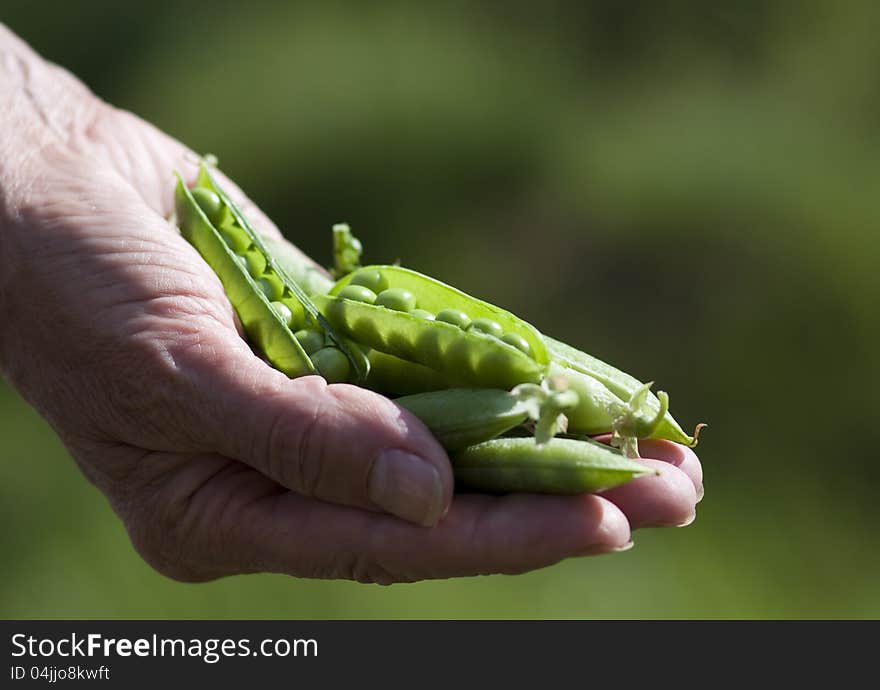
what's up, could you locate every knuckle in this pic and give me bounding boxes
[122,490,214,583]
[320,551,402,586]
[265,378,335,496]
[349,556,404,586]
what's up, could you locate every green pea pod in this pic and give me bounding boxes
[364,351,450,396]
[547,362,669,458]
[395,389,530,451]
[197,164,370,383]
[544,335,704,447]
[451,436,656,494]
[395,384,577,451]
[314,265,549,389]
[174,173,315,378]
[175,162,369,383]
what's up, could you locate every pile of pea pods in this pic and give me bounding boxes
[174,162,704,495]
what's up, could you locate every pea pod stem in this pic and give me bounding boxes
[331,223,363,279]
[609,383,669,459]
[510,378,579,446]
[544,335,704,447]
[395,383,578,451]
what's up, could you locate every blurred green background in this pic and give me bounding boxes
[2,1,878,619]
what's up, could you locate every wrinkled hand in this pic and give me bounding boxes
[0,25,702,584]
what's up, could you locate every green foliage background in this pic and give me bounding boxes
[2,1,878,618]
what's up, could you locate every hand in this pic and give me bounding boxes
[0,25,702,584]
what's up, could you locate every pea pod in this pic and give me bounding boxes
[395,389,530,451]
[451,436,656,494]
[544,335,704,447]
[364,351,449,396]
[546,362,669,458]
[395,383,577,451]
[175,172,314,378]
[175,162,369,383]
[314,265,549,389]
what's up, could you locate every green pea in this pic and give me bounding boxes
[257,272,285,301]
[311,347,351,383]
[411,309,435,320]
[270,301,293,327]
[349,269,389,294]
[468,318,503,338]
[338,285,377,304]
[191,187,223,225]
[501,332,532,356]
[242,249,267,278]
[435,309,471,330]
[221,226,251,254]
[294,329,325,355]
[280,297,305,330]
[376,288,417,312]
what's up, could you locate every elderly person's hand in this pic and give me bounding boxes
[0,25,701,584]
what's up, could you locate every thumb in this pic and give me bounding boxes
[186,334,453,527]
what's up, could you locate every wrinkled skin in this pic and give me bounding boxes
[0,25,702,584]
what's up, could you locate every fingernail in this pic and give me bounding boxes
[639,513,696,529]
[369,450,445,527]
[696,483,705,503]
[677,512,696,527]
[580,540,634,557]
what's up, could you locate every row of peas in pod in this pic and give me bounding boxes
[174,166,366,384]
[174,161,705,494]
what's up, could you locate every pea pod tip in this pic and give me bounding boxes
[690,423,708,447]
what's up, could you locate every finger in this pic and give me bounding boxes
[599,459,697,528]
[638,439,704,503]
[178,334,453,527]
[154,459,633,583]
[593,433,704,501]
[254,492,632,582]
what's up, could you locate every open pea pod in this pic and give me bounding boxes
[175,162,369,383]
[175,174,314,377]
[544,335,704,447]
[313,265,550,389]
